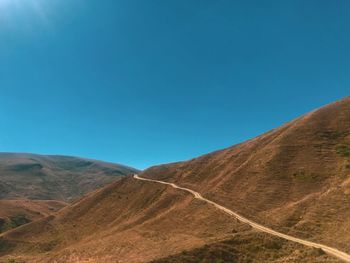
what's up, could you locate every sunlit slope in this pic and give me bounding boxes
[142,96,350,252]
[0,153,138,201]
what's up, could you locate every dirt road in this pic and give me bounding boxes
[134,174,350,262]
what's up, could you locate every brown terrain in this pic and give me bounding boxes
[0,200,67,234]
[0,97,349,262]
[0,154,138,255]
[0,153,138,202]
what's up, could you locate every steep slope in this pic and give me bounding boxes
[0,178,338,263]
[140,96,350,251]
[0,200,66,233]
[0,97,349,262]
[0,153,138,201]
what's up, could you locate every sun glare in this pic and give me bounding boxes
[0,0,51,27]
[0,0,19,8]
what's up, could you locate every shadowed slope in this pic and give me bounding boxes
[151,232,339,263]
[0,200,66,234]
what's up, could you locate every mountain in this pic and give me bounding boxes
[141,96,350,252]
[0,97,349,262]
[0,153,138,202]
[0,200,66,234]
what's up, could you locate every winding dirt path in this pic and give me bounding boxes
[134,174,350,262]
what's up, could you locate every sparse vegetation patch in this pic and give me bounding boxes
[292,171,321,182]
[336,142,350,171]
[336,142,350,157]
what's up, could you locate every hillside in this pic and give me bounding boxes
[0,200,66,234]
[0,178,338,263]
[0,97,349,262]
[151,232,339,263]
[0,153,138,202]
[141,96,350,252]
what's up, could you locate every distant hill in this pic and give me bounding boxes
[0,153,138,201]
[0,97,349,262]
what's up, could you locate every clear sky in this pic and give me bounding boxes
[0,0,349,169]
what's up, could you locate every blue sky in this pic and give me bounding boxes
[0,0,349,169]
